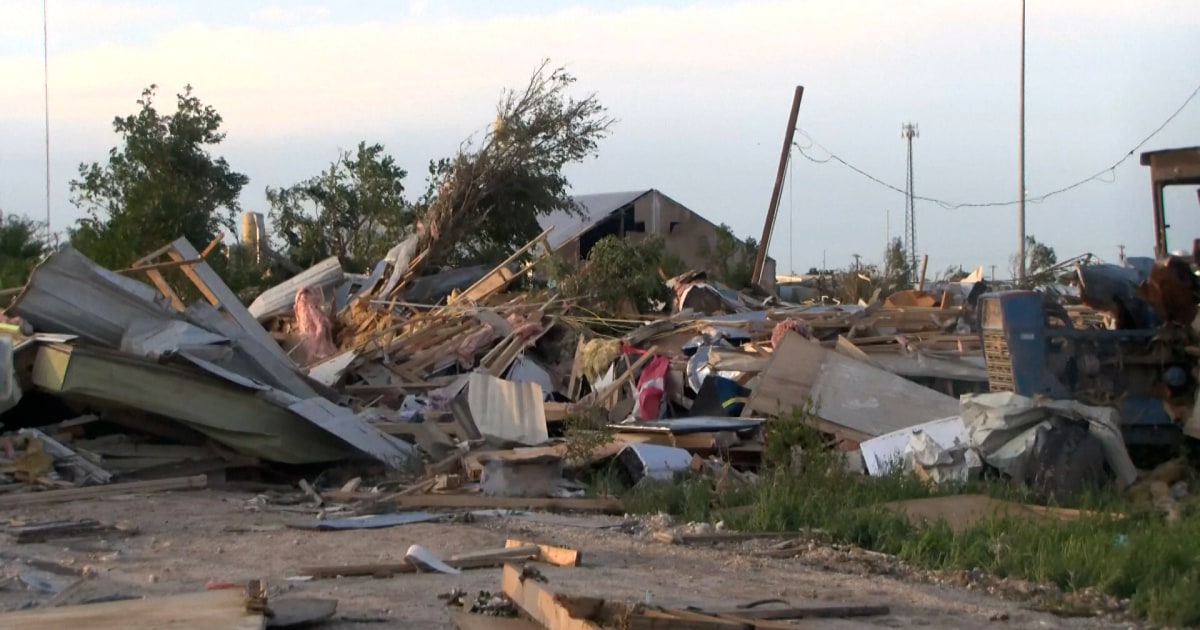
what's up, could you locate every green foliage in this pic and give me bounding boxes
[268,141,413,271]
[0,212,49,289]
[696,223,758,289]
[883,237,912,292]
[1011,235,1058,287]
[613,405,1200,626]
[555,235,670,314]
[69,85,248,268]
[416,61,614,269]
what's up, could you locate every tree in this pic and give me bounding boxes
[696,223,758,289]
[1010,235,1058,287]
[268,142,412,270]
[883,237,912,292]
[69,85,248,268]
[555,235,670,315]
[411,61,614,272]
[0,212,49,289]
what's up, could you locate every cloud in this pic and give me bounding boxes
[0,0,1197,267]
[409,0,432,17]
[250,4,331,24]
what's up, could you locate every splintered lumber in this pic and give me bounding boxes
[0,587,264,630]
[501,563,603,630]
[448,544,542,570]
[504,539,582,567]
[0,474,207,508]
[387,495,623,514]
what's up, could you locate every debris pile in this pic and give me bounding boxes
[4,227,1189,511]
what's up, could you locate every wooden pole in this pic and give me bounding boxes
[753,86,805,289]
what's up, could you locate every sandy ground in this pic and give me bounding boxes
[0,488,1141,630]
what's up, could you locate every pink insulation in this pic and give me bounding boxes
[771,318,813,347]
[294,286,337,362]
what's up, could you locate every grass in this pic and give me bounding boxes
[603,409,1200,626]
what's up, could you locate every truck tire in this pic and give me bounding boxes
[1027,421,1108,503]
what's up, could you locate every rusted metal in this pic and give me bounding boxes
[1139,146,1200,258]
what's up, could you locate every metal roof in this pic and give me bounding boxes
[537,190,651,250]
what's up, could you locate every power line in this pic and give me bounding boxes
[43,0,51,241]
[792,80,1200,210]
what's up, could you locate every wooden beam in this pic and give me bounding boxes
[504,539,582,567]
[501,563,603,630]
[0,474,207,508]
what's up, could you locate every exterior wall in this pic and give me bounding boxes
[561,189,777,291]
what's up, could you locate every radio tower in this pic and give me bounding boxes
[901,122,919,283]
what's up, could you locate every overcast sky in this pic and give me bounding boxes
[1,0,1198,277]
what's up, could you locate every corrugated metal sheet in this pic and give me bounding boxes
[536,190,650,250]
[248,256,344,321]
[466,372,548,446]
[10,246,180,348]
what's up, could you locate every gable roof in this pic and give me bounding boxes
[538,190,651,250]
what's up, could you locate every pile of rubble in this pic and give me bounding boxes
[0,226,1011,506]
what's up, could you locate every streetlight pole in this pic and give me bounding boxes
[1017,0,1027,285]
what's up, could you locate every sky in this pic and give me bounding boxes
[1,0,1198,278]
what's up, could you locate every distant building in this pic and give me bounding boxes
[537,189,776,291]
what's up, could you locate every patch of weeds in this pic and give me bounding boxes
[610,398,1200,626]
[562,409,614,467]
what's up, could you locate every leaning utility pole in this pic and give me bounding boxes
[901,122,919,284]
[753,86,804,289]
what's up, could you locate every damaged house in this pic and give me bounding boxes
[539,189,777,293]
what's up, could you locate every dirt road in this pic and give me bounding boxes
[0,489,1137,629]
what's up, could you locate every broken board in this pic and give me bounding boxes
[746,332,960,441]
[0,588,264,630]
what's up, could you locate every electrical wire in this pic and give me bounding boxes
[787,146,795,274]
[792,80,1200,210]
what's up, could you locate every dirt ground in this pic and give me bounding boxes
[0,488,1141,629]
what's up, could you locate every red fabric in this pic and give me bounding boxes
[633,355,671,420]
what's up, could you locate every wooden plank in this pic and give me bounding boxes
[504,539,582,567]
[0,474,207,508]
[449,228,553,306]
[388,495,622,514]
[142,268,186,311]
[501,563,603,630]
[300,544,546,578]
[0,587,264,630]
